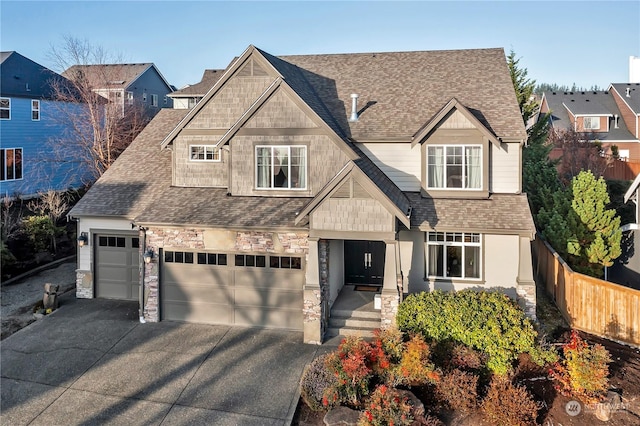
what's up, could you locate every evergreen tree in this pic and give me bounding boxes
[507,50,538,124]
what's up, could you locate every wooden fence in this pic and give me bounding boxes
[532,236,640,346]
[603,158,640,181]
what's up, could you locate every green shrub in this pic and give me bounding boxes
[1,240,16,271]
[300,354,337,411]
[397,290,556,375]
[435,368,479,412]
[21,215,58,252]
[549,330,611,404]
[481,376,539,426]
[358,385,414,426]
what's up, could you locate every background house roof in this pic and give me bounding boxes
[62,63,172,91]
[542,90,636,141]
[169,69,224,97]
[0,51,72,99]
[610,83,640,113]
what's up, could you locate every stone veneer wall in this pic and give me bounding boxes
[380,274,402,329]
[319,240,330,340]
[516,282,537,321]
[76,270,93,299]
[142,227,308,322]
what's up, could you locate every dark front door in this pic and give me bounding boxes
[344,241,386,286]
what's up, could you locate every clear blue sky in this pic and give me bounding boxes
[2,1,639,90]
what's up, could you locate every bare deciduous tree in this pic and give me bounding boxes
[47,36,150,183]
[549,128,609,185]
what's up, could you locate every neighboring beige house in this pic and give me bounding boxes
[69,45,535,344]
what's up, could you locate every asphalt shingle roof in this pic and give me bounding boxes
[610,83,640,113]
[278,48,526,142]
[543,90,636,141]
[62,63,153,89]
[170,69,225,97]
[408,192,535,235]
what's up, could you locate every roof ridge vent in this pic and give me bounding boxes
[349,93,359,122]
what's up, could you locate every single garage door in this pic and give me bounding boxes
[161,250,303,330]
[95,234,140,300]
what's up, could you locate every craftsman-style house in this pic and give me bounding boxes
[69,45,536,344]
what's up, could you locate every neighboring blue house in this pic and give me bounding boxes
[62,63,174,117]
[0,51,90,198]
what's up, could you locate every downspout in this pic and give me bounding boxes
[139,226,147,323]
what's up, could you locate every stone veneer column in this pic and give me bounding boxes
[303,238,322,344]
[517,236,537,321]
[381,240,400,329]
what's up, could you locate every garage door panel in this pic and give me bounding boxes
[100,251,131,266]
[163,284,234,304]
[95,234,138,301]
[97,265,130,282]
[234,270,303,290]
[234,307,303,330]
[235,288,302,309]
[164,266,231,286]
[97,282,129,299]
[163,301,233,324]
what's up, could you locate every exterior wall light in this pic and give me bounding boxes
[143,248,154,264]
[77,232,89,247]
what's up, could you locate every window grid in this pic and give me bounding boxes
[0,97,10,120]
[583,116,600,130]
[0,148,23,181]
[427,232,481,280]
[190,145,221,162]
[31,100,40,121]
[427,145,482,190]
[256,145,307,190]
[151,94,158,107]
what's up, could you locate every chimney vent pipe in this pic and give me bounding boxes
[626,87,631,97]
[349,94,359,122]
[615,114,619,128]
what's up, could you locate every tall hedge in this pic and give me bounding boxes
[396,290,554,375]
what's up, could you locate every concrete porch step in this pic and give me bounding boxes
[325,326,377,340]
[330,308,380,320]
[328,316,381,329]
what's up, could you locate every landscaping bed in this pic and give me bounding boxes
[292,289,640,425]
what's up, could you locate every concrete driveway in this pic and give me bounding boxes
[1,293,321,425]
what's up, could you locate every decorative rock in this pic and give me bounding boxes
[43,283,59,310]
[323,406,360,426]
[593,391,623,422]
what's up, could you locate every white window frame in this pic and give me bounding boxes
[255,145,307,190]
[0,97,10,120]
[426,232,482,280]
[151,94,158,107]
[426,145,483,190]
[31,99,40,121]
[0,148,23,181]
[126,91,134,105]
[189,145,221,162]
[583,116,600,130]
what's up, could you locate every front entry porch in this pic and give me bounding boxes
[303,238,402,344]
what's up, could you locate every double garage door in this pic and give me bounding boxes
[95,234,140,300]
[161,250,304,330]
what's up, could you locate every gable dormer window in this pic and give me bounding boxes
[583,116,600,130]
[256,146,307,190]
[190,145,220,161]
[427,145,482,189]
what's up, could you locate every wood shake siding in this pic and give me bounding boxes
[230,134,350,196]
[312,198,394,232]
[611,89,639,138]
[185,76,273,129]
[173,134,228,187]
[245,90,317,128]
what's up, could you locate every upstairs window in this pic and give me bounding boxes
[1,148,23,181]
[256,146,307,190]
[151,94,158,107]
[427,145,482,189]
[190,145,220,162]
[0,98,10,120]
[583,116,600,130]
[126,91,134,105]
[427,232,481,279]
[31,100,40,121]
